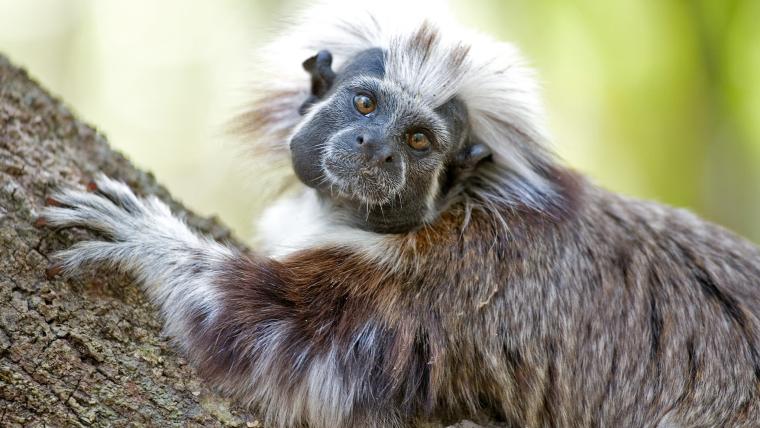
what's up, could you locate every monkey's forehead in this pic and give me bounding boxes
[335,46,447,107]
[336,48,385,82]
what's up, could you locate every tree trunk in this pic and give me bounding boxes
[0,55,493,428]
[0,55,256,427]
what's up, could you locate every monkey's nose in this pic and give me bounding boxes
[355,135,395,166]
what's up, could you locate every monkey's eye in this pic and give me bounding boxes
[353,94,376,115]
[407,131,431,151]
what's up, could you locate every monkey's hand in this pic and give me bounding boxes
[39,175,234,330]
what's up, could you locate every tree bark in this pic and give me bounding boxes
[0,55,256,427]
[0,55,493,428]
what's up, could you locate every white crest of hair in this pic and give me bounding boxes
[243,0,558,215]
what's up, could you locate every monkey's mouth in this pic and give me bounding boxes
[321,153,403,206]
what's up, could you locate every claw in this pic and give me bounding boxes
[33,217,47,228]
[45,197,62,207]
[45,264,63,280]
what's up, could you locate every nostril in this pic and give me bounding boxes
[356,136,364,145]
[384,155,393,163]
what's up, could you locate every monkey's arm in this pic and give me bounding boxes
[40,176,431,427]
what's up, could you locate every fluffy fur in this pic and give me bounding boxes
[42,2,760,427]
[236,1,556,223]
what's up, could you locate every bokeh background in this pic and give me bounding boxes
[1,0,758,243]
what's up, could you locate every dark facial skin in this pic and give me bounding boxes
[290,48,489,233]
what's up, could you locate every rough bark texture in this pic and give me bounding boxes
[0,56,492,427]
[0,55,257,426]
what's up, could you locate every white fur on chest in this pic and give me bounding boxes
[255,190,394,261]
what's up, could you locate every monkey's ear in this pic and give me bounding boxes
[299,50,336,115]
[455,142,492,170]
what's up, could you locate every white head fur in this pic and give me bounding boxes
[239,0,558,233]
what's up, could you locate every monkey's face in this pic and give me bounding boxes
[290,49,477,233]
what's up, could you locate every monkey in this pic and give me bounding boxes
[38,3,760,427]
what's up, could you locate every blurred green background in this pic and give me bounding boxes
[1,0,758,243]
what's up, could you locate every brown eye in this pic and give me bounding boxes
[407,132,431,151]
[353,94,376,115]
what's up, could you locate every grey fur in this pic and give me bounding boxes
[40,4,760,427]
[42,173,760,427]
